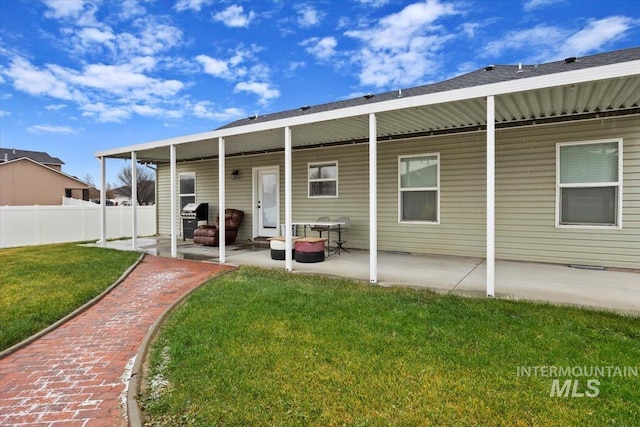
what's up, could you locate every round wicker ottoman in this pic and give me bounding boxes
[294,239,325,263]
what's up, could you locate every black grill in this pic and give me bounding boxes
[181,203,209,240]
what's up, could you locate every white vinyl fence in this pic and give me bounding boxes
[0,205,156,249]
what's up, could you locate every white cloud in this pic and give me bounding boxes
[27,124,79,134]
[483,25,565,58]
[196,54,232,79]
[345,0,459,87]
[174,0,211,12]
[4,57,83,102]
[296,5,322,28]
[81,102,131,122]
[45,104,68,111]
[235,81,280,105]
[192,101,246,121]
[42,0,99,27]
[355,0,390,6]
[483,16,636,62]
[0,110,10,117]
[559,16,636,58]
[460,22,480,38]
[523,0,567,12]
[42,0,88,19]
[301,37,337,60]
[195,46,257,80]
[213,5,255,28]
[120,0,146,19]
[76,27,116,53]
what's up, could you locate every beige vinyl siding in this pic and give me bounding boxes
[495,115,639,269]
[156,114,639,269]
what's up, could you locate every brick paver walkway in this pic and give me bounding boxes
[0,255,232,426]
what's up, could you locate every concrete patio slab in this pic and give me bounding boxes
[91,237,639,315]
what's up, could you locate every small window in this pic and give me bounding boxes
[179,172,196,210]
[556,140,622,228]
[399,153,439,223]
[308,161,338,197]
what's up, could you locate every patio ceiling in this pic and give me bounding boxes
[106,73,640,164]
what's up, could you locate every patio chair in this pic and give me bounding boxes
[193,208,244,246]
[310,216,330,238]
[332,216,350,255]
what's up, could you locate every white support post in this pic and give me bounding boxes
[369,113,378,284]
[170,145,178,258]
[99,156,106,247]
[486,95,496,297]
[131,151,138,250]
[284,126,293,272]
[218,137,226,264]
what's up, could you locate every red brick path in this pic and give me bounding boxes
[0,256,232,426]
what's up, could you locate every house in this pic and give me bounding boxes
[95,46,640,296]
[0,148,92,206]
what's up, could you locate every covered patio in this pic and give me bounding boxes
[94,48,640,300]
[94,236,640,315]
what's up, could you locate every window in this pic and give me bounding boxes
[557,140,622,228]
[308,161,338,197]
[399,153,439,223]
[179,172,196,210]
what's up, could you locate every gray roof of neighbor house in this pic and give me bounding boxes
[219,46,640,130]
[0,148,65,166]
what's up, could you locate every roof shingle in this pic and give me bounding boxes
[0,148,65,165]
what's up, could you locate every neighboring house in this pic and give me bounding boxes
[0,148,91,206]
[96,47,640,292]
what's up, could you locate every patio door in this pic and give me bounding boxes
[255,167,279,237]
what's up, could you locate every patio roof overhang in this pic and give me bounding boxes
[95,59,640,163]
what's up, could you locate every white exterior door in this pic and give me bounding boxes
[255,167,279,237]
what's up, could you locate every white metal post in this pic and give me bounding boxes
[170,144,178,258]
[131,151,138,250]
[218,137,226,263]
[369,113,378,284]
[285,126,293,272]
[486,95,496,297]
[99,156,106,247]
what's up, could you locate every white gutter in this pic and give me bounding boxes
[94,60,640,159]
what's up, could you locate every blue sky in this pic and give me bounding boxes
[1,0,639,187]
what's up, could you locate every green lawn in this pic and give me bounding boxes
[141,266,640,426]
[0,243,141,350]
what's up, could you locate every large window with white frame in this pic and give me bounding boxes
[179,172,196,210]
[308,161,338,198]
[398,153,440,223]
[556,139,622,228]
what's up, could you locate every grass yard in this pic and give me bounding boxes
[141,266,640,426]
[0,243,141,350]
